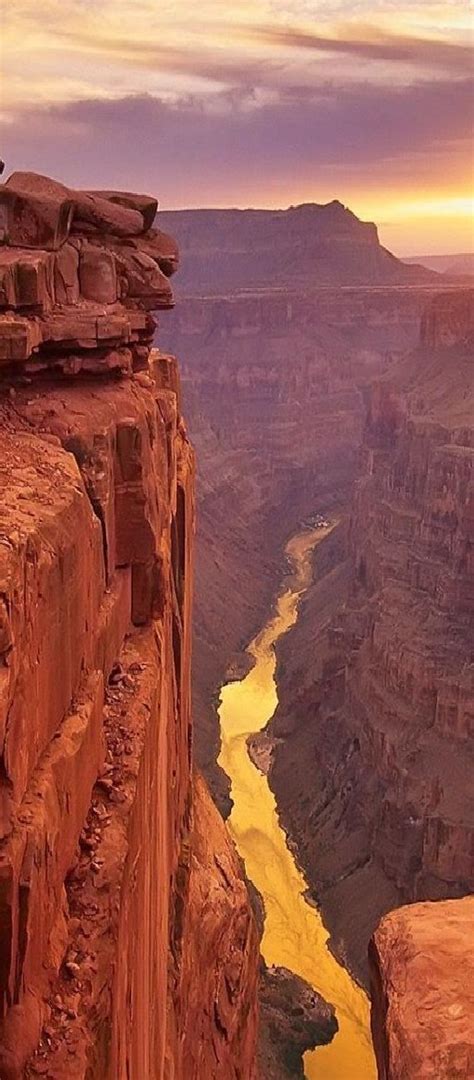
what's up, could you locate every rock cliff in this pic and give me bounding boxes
[370,897,474,1078]
[0,173,260,1079]
[268,288,474,984]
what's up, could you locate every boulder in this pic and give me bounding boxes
[79,245,118,304]
[86,190,158,231]
[0,178,74,251]
[4,173,146,244]
[370,898,474,1079]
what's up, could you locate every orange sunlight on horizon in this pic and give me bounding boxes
[1,0,473,255]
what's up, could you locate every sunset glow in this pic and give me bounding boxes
[1,0,473,253]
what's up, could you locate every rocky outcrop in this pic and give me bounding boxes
[169,773,260,1080]
[158,203,436,292]
[0,173,260,1078]
[258,965,337,1080]
[268,288,474,984]
[369,897,474,1079]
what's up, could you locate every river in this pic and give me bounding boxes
[218,525,376,1079]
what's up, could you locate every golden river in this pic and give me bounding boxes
[218,526,376,1080]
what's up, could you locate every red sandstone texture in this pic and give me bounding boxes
[169,773,260,1079]
[268,289,474,984]
[370,897,474,1079]
[0,173,260,1078]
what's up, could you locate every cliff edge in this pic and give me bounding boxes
[370,897,474,1079]
[0,173,259,1079]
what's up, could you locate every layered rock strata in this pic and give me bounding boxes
[158,203,436,291]
[370,897,474,1079]
[0,173,260,1079]
[268,289,474,984]
[160,283,445,809]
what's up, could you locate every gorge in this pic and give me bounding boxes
[267,287,474,985]
[218,523,375,1079]
[160,204,474,1075]
[0,172,472,1079]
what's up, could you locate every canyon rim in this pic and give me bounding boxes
[1,0,474,1076]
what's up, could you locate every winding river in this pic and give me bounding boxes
[218,525,376,1079]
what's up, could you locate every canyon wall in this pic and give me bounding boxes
[160,283,445,808]
[158,202,436,291]
[268,288,474,985]
[0,173,260,1079]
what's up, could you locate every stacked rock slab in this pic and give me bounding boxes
[0,173,259,1079]
[0,171,178,375]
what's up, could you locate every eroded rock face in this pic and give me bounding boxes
[169,774,260,1080]
[0,170,177,376]
[369,897,474,1079]
[268,289,474,985]
[0,173,260,1079]
[160,284,447,809]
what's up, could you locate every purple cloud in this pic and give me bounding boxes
[1,77,472,207]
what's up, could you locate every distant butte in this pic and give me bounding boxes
[157,202,438,292]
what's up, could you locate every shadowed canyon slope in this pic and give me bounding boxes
[160,203,474,1075]
[0,173,260,1079]
[159,204,446,809]
[268,289,474,985]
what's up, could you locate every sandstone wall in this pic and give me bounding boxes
[369,897,474,1079]
[268,289,474,984]
[160,284,441,809]
[0,173,259,1079]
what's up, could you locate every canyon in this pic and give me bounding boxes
[158,209,447,811]
[160,204,474,1075]
[268,287,474,984]
[0,173,472,1080]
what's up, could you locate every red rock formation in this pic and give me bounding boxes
[0,173,260,1078]
[268,288,474,984]
[369,897,474,1079]
[169,773,260,1080]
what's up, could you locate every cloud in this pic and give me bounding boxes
[1,76,472,208]
[3,3,472,116]
[24,19,474,90]
[246,21,473,74]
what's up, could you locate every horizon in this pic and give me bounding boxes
[2,1,473,256]
[151,200,474,258]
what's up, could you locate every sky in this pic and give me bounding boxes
[1,0,473,254]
